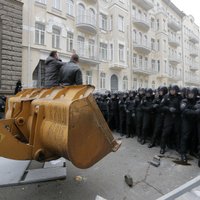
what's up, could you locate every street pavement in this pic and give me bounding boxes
[0,133,200,200]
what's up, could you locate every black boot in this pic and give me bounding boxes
[160,148,165,154]
[148,143,155,148]
[181,154,187,163]
[137,137,141,143]
[140,139,145,145]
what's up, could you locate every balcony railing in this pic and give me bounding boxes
[132,63,158,75]
[189,47,198,57]
[189,62,199,71]
[169,54,182,65]
[189,32,199,44]
[168,19,181,32]
[133,41,151,54]
[76,15,97,34]
[109,62,127,70]
[132,15,150,31]
[168,36,180,47]
[132,0,154,11]
[185,75,200,85]
[75,43,100,64]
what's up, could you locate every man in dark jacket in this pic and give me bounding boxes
[59,54,83,85]
[45,51,65,88]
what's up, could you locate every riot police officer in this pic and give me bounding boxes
[118,93,128,136]
[125,92,136,138]
[148,86,168,148]
[180,87,198,163]
[135,88,145,142]
[140,88,154,145]
[160,85,182,154]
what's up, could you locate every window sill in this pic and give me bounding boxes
[51,7,62,15]
[35,1,47,9]
[118,30,125,33]
[66,14,75,19]
[100,29,107,34]
[34,43,46,47]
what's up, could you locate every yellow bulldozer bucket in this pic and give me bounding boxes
[0,85,121,169]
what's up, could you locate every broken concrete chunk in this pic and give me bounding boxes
[124,175,133,187]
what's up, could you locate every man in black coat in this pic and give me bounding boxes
[59,54,83,86]
[45,51,65,88]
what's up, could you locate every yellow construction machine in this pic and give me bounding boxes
[0,85,121,169]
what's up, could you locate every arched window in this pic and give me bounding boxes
[144,35,148,46]
[111,74,118,92]
[123,76,128,91]
[78,3,85,23]
[67,0,74,16]
[88,8,95,25]
[133,30,137,42]
[139,32,142,44]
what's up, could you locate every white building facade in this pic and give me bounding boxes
[21,0,200,91]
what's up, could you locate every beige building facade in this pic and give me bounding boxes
[21,0,200,91]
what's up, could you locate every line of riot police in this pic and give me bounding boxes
[94,85,200,167]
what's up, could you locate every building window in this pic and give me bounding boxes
[157,60,160,72]
[144,57,148,69]
[110,44,113,61]
[133,53,137,66]
[151,18,155,30]
[139,55,143,68]
[144,80,148,88]
[163,40,166,52]
[151,59,156,71]
[123,76,128,91]
[36,0,46,4]
[100,72,106,89]
[118,15,124,32]
[152,81,155,89]
[67,32,73,52]
[164,60,167,73]
[89,39,95,59]
[52,26,60,49]
[53,0,61,10]
[157,39,160,51]
[119,44,124,62]
[35,23,45,45]
[110,15,113,31]
[86,71,92,85]
[133,30,137,42]
[156,19,160,30]
[133,78,137,89]
[77,36,85,57]
[100,14,107,31]
[100,43,108,60]
[66,0,73,16]
[151,38,155,50]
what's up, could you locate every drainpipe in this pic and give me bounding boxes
[181,17,185,87]
[129,0,133,90]
[27,0,32,88]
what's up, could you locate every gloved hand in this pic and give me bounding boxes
[132,113,135,117]
[195,109,200,115]
[169,107,176,113]
[153,104,159,109]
